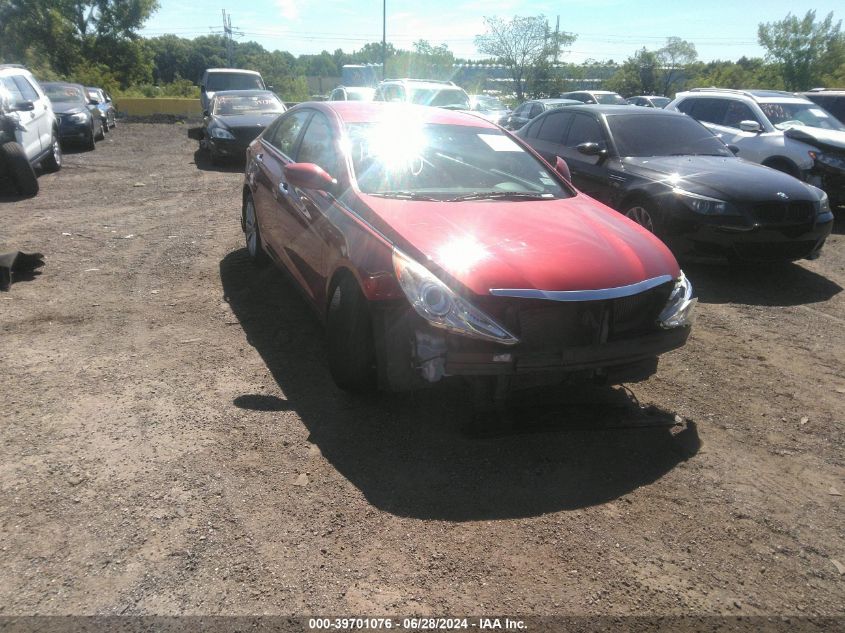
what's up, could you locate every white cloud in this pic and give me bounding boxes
[275,0,298,21]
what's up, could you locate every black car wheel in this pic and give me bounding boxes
[85,124,96,150]
[327,276,377,393]
[1,141,39,196]
[624,199,662,236]
[41,131,62,173]
[95,118,105,141]
[109,112,116,129]
[242,194,269,267]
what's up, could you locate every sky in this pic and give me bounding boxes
[139,0,844,64]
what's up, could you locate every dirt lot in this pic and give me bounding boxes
[0,123,843,620]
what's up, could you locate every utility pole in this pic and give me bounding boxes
[382,0,386,80]
[222,9,233,67]
[554,15,560,63]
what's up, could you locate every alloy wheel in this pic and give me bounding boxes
[244,198,258,257]
[626,205,655,233]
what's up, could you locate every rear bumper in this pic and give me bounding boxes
[372,305,690,392]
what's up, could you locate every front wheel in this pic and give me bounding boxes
[624,199,662,236]
[95,119,105,141]
[327,276,377,393]
[85,124,96,150]
[41,132,62,173]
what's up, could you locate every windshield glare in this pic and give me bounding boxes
[347,122,569,199]
[213,94,284,115]
[44,85,85,103]
[609,114,732,157]
[409,88,470,109]
[207,73,264,92]
[474,96,505,111]
[760,102,845,131]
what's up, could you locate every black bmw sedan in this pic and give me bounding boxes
[42,82,103,150]
[517,105,834,262]
[196,90,286,164]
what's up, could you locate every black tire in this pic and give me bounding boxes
[209,147,223,166]
[623,198,664,238]
[326,276,377,393]
[242,194,269,267]
[1,141,39,196]
[85,124,96,151]
[95,118,105,141]
[109,112,116,129]
[763,158,800,179]
[41,131,62,173]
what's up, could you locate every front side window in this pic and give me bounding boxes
[722,101,758,128]
[534,111,573,143]
[296,113,338,176]
[607,114,732,157]
[565,113,604,147]
[1,77,24,102]
[267,110,311,157]
[13,76,39,102]
[346,121,571,199]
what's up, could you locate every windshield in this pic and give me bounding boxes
[212,94,285,115]
[650,97,670,108]
[409,87,471,110]
[346,121,570,200]
[473,96,505,111]
[760,101,845,131]
[206,73,264,92]
[608,114,732,157]
[347,88,374,101]
[43,84,85,103]
[597,93,627,105]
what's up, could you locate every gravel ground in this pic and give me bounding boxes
[0,123,843,620]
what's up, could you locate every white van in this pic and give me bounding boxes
[199,68,266,111]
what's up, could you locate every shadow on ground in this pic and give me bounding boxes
[220,248,700,521]
[193,148,244,174]
[685,260,842,307]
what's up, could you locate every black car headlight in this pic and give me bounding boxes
[674,188,731,215]
[818,191,831,215]
[69,112,88,123]
[210,127,235,140]
[658,272,696,329]
[392,248,519,345]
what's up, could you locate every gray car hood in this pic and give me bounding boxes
[784,126,845,151]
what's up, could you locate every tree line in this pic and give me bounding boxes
[1,2,842,102]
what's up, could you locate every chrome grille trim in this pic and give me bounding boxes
[490,274,675,302]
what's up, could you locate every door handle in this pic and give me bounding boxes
[254,153,263,163]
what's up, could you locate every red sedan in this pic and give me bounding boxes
[241,102,695,393]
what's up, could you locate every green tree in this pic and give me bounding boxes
[606,48,658,96]
[656,37,697,94]
[475,15,576,101]
[758,10,845,90]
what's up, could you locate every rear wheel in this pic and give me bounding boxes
[1,141,39,196]
[41,131,62,173]
[327,276,377,393]
[242,194,269,267]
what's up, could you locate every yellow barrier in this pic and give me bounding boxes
[117,98,202,117]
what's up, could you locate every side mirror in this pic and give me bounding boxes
[284,162,336,191]
[739,120,762,133]
[726,144,740,155]
[576,141,607,157]
[89,98,100,105]
[266,85,274,92]
[200,85,206,92]
[555,156,571,182]
[13,101,35,112]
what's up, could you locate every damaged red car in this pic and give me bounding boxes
[241,102,695,393]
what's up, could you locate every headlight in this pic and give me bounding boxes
[392,248,519,345]
[210,127,235,139]
[674,188,731,215]
[810,151,845,171]
[69,112,88,122]
[818,191,831,215]
[658,272,696,329]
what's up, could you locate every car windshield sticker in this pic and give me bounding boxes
[478,134,521,152]
[809,108,829,118]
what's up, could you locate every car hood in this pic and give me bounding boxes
[784,126,845,151]
[622,155,818,202]
[213,113,280,129]
[360,193,680,296]
[52,104,88,115]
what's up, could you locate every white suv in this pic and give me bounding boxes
[373,79,470,110]
[0,64,61,195]
[667,88,845,205]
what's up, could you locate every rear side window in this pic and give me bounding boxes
[565,113,603,146]
[267,110,311,157]
[534,111,573,143]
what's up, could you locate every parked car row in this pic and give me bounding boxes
[0,63,117,196]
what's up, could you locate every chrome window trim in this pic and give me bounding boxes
[490,274,675,302]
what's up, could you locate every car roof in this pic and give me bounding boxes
[535,98,582,104]
[380,79,462,89]
[311,101,496,128]
[565,104,683,116]
[205,68,261,75]
[679,88,812,105]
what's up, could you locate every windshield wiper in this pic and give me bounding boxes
[448,191,554,202]
[368,191,441,201]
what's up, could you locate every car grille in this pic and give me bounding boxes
[750,201,814,225]
[485,282,674,351]
[231,126,264,145]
